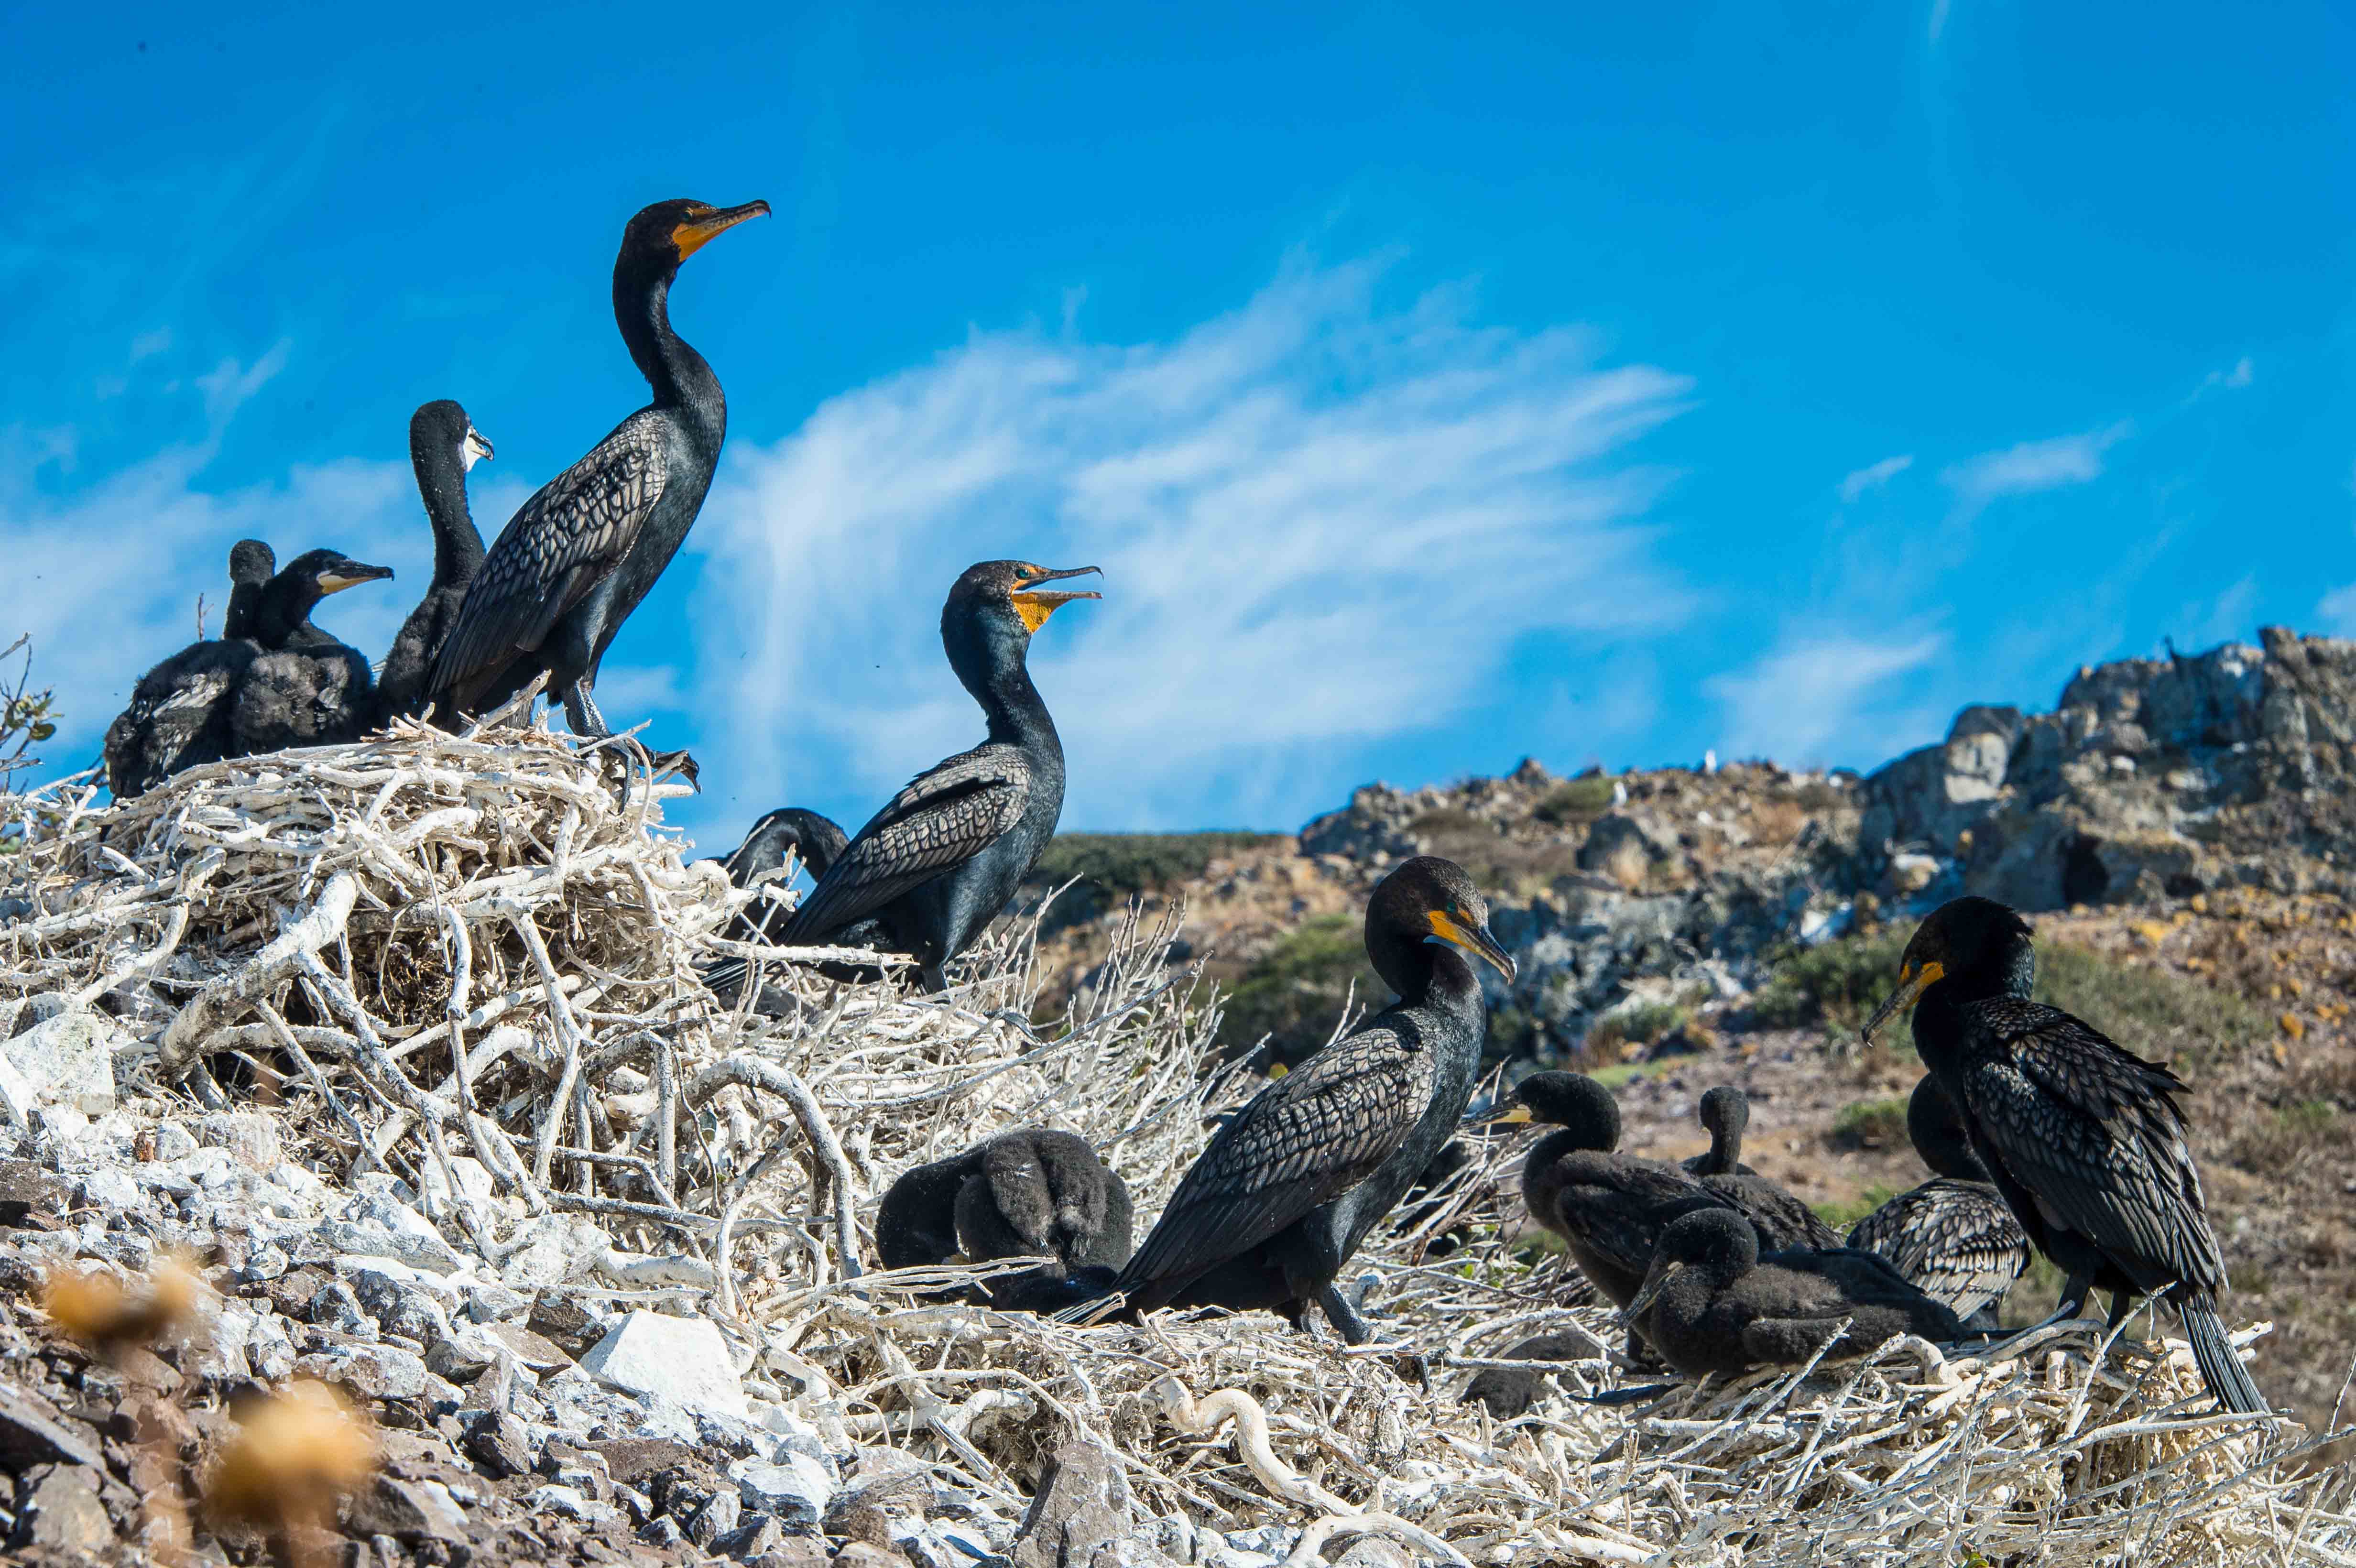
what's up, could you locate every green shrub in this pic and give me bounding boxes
[1587,1000,1687,1056]
[1749,930,1910,1031]
[1407,808,1580,896]
[2030,942,2266,1063]
[1026,831,1282,897]
[1217,914,1384,1066]
[1829,1096,1909,1151]
[1534,775,1615,826]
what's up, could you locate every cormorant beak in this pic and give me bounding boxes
[317,562,395,594]
[1009,565,1103,634]
[1462,1101,1534,1128]
[1623,1263,1681,1326]
[672,200,771,260]
[1861,958,1944,1047]
[463,426,493,471]
[1425,908,1516,981]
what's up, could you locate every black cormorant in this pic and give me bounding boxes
[1844,1076,2031,1326]
[103,540,278,796]
[1486,1071,1830,1313]
[1624,1208,1964,1379]
[1680,1086,1759,1176]
[225,550,395,759]
[1863,895,2269,1415]
[427,197,769,751]
[874,1129,1132,1315]
[712,560,1102,995]
[1058,857,1515,1343]
[375,400,492,722]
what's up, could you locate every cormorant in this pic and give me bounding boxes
[1486,1072,1829,1315]
[1844,1076,2031,1326]
[1058,857,1515,1343]
[222,539,276,642]
[225,550,396,759]
[710,560,1102,995]
[874,1129,1132,1315]
[375,400,492,722]
[1624,1208,1964,1379]
[427,198,769,754]
[103,540,278,797]
[1680,1086,1759,1176]
[1863,895,2269,1415]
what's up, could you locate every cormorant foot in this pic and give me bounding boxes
[1319,1283,1374,1346]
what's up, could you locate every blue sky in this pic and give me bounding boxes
[6,3,2352,850]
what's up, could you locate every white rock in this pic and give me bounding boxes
[151,1120,199,1161]
[498,1214,610,1291]
[523,1484,621,1526]
[417,1154,497,1214]
[322,1193,464,1274]
[197,1112,284,1170]
[4,1011,121,1114]
[755,1401,827,1460]
[578,1311,747,1420]
[729,1452,832,1524]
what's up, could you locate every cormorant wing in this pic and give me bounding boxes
[1114,1022,1430,1295]
[778,745,1031,944]
[1846,1179,2029,1316]
[1954,996,2223,1296]
[429,412,670,701]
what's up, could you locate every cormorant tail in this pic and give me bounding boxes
[2181,1300,2269,1416]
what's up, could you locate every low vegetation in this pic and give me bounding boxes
[1215,913,1383,1066]
[1748,929,1909,1032]
[2030,940,2267,1064]
[1533,774,1615,826]
[1829,1095,1909,1152]
[1027,830,1283,897]
[1586,1000,1689,1058]
[1407,807,1579,896]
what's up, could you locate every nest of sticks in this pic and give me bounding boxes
[1,711,2349,1567]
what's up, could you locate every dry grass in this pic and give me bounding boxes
[0,720,2345,1565]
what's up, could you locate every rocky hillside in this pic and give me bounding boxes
[1032,627,2356,1428]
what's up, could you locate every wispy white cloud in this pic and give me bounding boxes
[691,258,1697,829]
[1705,630,1948,765]
[1940,421,2132,511]
[1929,0,1951,42]
[2178,575,2258,648]
[1838,453,1913,503]
[2317,582,2356,639]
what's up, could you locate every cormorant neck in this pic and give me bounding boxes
[615,261,723,434]
[414,449,483,588]
[252,580,324,649]
[950,632,1058,749]
[1367,933,1484,1018]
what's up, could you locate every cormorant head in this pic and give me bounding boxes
[1697,1085,1748,1151]
[286,549,395,598]
[1625,1208,1758,1324]
[1468,1069,1616,1151]
[942,561,1102,687]
[1904,1074,1988,1183]
[1862,895,2035,1046]
[228,539,276,588]
[1366,854,1516,997]
[618,198,772,279]
[723,806,849,886]
[411,400,492,473]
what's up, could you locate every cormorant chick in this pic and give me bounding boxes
[376,400,492,722]
[1845,1076,2031,1326]
[226,550,394,758]
[103,539,278,796]
[1680,1086,1759,1176]
[1864,895,2269,1414]
[1059,856,1514,1343]
[875,1129,1132,1315]
[1625,1209,1964,1379]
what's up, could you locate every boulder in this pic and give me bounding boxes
[578,1310,748,1420]
[2,1009,122,1114]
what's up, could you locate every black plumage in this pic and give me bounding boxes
[1625,1208,1965,1379]
[711,561,1102,995]
[874,1129,1132,1316]
[1058,857,1515,1343]
[225,550,395,759]
[103,539,277,797]
[428,198,768,748]
[1680,1086,1759,1176]
[1694,1162,1842,1252]
[1492,1072,1823,1317]
[375,400,492,723]
[1864,894,2269,1415]
[1845,1075,2031,1325]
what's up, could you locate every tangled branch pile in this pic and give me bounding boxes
[0,721,2347,1567]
